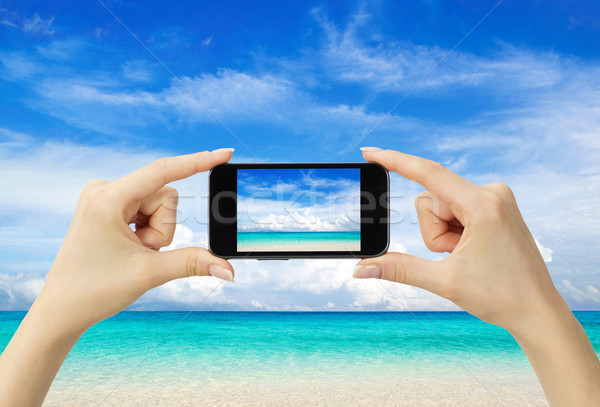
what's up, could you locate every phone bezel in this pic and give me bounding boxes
[209,163,389,259]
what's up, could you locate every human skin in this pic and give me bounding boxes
[354,147,600,407]
[0,147,598,406]
[0,149,236,407]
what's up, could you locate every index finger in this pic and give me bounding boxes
[113,149,234,201]
[362,148,479,210]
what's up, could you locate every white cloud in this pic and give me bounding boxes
[230,250,459,311]
[36,39,84,60]
[0,20,17,28]
[0,127,34,147]
[467,169,600,276]
[0,139,164,217]
[122,60,156,83]
[250,299,277,311]
[560,280,600,306]
[38,80,163,106]
[160,72,397,147]
[346,278,458,311]
[237,201,360,232]
[0,10,54,36]
[237,170,362,232]
[535,239,553,263]
[1,6,600,311]
[132,276,233,310]
[164,70,296,119]
[312,7,565,93]
[433,72,600,167]
[0,45,421,149]
[0,112,595,311]
[162,224,197,251]
[0,52,40,79]
[0,136,171,280]
[201,36,212,47]
[0,8,596,156]
[0,273,46,310]
[389,241,408,253]
[22,13,54,35]
[233,258,353,295]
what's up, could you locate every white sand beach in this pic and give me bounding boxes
[43,372,548,406]
[237,241,360,252]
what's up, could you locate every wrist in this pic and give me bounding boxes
[507,287,574,349]
[506,287,600,407]
[26,288,87,349]
[0,286,85,407]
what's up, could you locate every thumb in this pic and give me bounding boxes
[150,247,235,287]
[353,252,445,295]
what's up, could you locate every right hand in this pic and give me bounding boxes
[353,147,565,334]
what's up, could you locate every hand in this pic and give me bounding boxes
[353,148,600,407]
[0,149,238,407]
[353,147,560,332]
[36,149,236,337]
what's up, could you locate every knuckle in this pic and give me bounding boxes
[142,232,166,249]
[473,190,508,222]
[424,242,435,252]
[80,180,113,213]
[151,157,171,184]
[164,233,175,247]
[185,250,204,277]
[420,162,445,187]
[392,261,407,285]
[414,192,432,209]
[485,191,507,215]
[82,179,107,195]
[185,252,198,277]
[163,186,179,206]
[159,228,176,247]
[163,186,178,196]
[152,157,169,170]
[499,185,516,203]
[495,182,512,194]
[489,183,514,200]
[424,239,442,253]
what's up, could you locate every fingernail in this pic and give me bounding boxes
[208,264,234,281]
[352,264,382,279]
[211,148,235,154]
[360,147,383,153]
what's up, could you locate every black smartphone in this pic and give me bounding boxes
[209,163,389,259]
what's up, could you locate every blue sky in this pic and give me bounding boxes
[237,168,360,232]
[1,1,599,311]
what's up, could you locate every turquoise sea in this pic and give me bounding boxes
[1,311,599,405]
[237,231,361,251]
[1,311,598,383]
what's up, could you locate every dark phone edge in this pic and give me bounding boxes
[208,163,390,260]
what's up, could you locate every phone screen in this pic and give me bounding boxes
[236,168,361,252]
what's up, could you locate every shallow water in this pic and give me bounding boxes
[237,231,361,251]
[2,311,598,381]
[1,311,598,406]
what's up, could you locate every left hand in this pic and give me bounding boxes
[35,149,236,338]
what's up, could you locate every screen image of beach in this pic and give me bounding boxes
[237,168,361,252]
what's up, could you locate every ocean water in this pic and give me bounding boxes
[237,231,361,252]
[1,311,599,387]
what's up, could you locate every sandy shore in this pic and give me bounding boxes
[44,373,548,406]
[237,241,360,252]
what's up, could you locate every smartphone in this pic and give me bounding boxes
[208,163,389,259]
